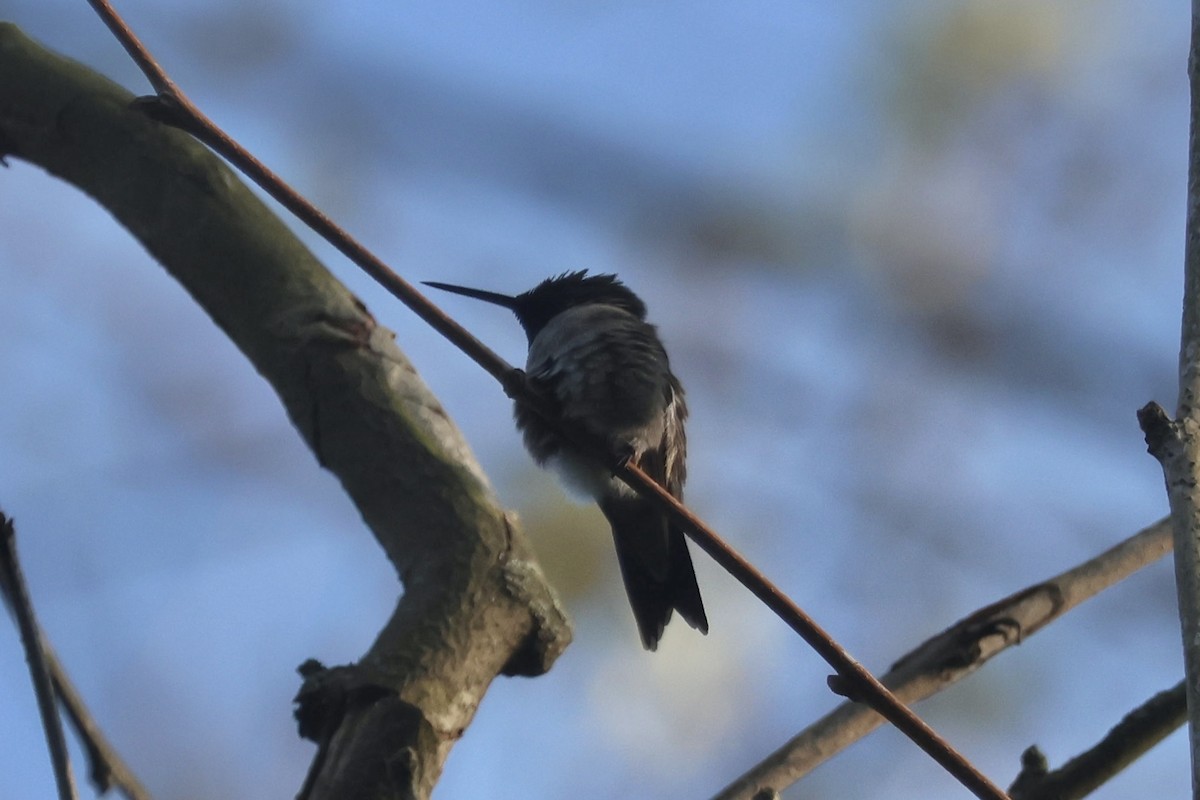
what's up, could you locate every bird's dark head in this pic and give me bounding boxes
[425,270,647,344]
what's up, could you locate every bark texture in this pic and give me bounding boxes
[0,23,571,800]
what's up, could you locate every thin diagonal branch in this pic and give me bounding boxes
[48,639,154,800]
[0,511,152,800]
[74,5,1010,796]
[0,512,78,800]
[82,0,512,390]
[627,458,1008,797]
[713,518,1173,800]
[1009,680,1185,800]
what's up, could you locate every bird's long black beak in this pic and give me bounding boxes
[423,281,518,309]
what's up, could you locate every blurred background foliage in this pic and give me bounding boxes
[0,1,1189,798]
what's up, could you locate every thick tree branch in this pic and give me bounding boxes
[0,23,570,800]
[713,518,1172,800]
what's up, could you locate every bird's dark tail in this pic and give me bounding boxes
[601,498,708,650]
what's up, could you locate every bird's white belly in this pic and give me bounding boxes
[546,450,639,502]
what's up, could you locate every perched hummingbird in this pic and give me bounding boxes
[425,271,708,650]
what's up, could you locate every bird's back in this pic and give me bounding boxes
[522,303,674,459]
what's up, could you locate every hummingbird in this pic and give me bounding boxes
[424,271,708,650]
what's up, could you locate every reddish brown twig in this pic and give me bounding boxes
[81,4,1009,797]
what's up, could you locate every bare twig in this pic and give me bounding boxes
[629,460,1011,798]
[0,514,151,800]
[713,518,1172,800]
[1138,6,1200,794]
[81,0,511,390]
[1009,680,1185,800]
[48,641,154,800]
[0,513,78,800]
[75,5,1008,797]
[0,515,151,799]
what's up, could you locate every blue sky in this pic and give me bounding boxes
[0,1,1191,798]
